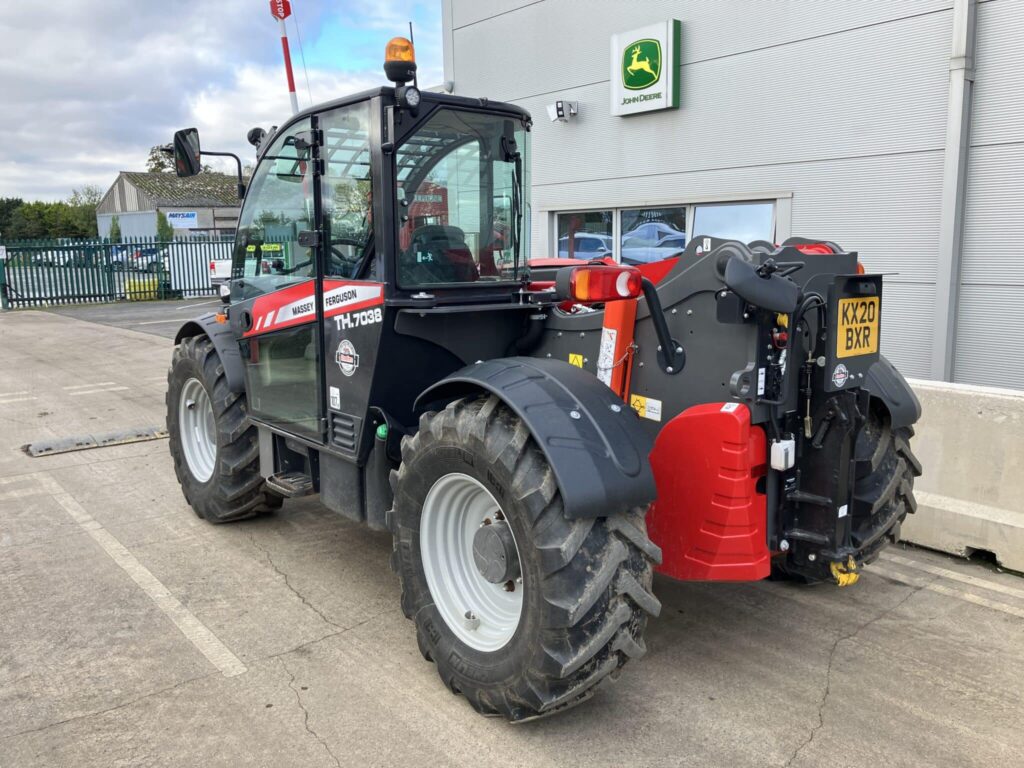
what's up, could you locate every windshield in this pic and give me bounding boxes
[395,109,529,287]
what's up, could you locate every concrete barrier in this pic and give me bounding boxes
[900,379,1024,572]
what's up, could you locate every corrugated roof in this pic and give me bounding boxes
[120,171,240,207]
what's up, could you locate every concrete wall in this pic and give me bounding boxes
[900,379,1024,570]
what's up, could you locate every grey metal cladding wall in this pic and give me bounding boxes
[955,0,1024,388]
[514,12,951,188]
[451,0,952,100]
[451,1,953,380]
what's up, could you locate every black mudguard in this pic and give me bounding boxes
[416,357,656,519]
[863,355,922,428]
[175,314,246,394]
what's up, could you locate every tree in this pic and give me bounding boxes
[109,215,121,243]
[156,210,174,241]
[68,185,103,207]
[147,146,174,173]
[7,201,54,239]
[0,197,24,238]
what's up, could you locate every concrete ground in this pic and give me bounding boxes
[1,307,1022,768]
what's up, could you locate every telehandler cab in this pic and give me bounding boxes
[167,36,921,720]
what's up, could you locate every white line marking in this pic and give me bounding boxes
[134,318,189,326]
[926,582,1024,619]
[0,396,37,404]
[881,552,1024,601]
[872,564,1024,620]
[63,382,116,390]
[176,299,220,310]
[68,387,130,396]
[47,477,246,677]
[0,391,29,397]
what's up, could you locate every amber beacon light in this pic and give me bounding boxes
[384,37,417,84]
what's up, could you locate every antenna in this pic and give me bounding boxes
[408,21,419,89]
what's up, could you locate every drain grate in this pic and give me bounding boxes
[24,426,169,457]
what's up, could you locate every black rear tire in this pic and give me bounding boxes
[772,398,921,581]
[849,399,921,562]
[166,335,282,523]
[389,395,662,721]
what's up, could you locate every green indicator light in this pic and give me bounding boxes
[375,423,389,440]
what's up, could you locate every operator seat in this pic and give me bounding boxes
[406,224,478,283]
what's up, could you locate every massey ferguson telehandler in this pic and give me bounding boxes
[166,37,921,720]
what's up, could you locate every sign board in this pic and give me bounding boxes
[610,19,680,116]
[166,211,198,229]
[269,0,291,20]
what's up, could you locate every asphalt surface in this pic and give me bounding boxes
[1,308,1022,767]
[45,298,225,339]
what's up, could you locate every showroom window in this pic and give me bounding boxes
[554,201,775,262]
[556,210,613,259]
[620,206,687,266]
[692,201,775,244]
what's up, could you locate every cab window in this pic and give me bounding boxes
[395,109,529,287]
[231,119,314,297]
[321,102,374,279]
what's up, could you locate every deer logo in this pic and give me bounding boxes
[622,38,661,90]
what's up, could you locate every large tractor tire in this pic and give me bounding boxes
[389,395,661,721]
[850,398,922,561]
[167,335,282,523]
[772,398,921,582]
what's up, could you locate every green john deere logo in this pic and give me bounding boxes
[622,38,661,90]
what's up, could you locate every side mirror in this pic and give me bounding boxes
[724,255,800,314]
[173,128,202,177]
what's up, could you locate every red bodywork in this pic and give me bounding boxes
[646,403,770,581]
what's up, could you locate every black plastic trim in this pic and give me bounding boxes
[864,355,922,428]
[174,313,245,394]
[415,357,656,519]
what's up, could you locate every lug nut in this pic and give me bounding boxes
[464,611,480,631]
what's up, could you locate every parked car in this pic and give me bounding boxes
[556,232,613,258]
[131,247,169,272]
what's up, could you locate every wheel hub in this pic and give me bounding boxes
[178,377,216,483]
[419,473,524,652]
[472,520,521,584]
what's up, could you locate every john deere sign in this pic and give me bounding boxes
[610,20,680,116]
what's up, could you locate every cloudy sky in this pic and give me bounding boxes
[0,1,443,201]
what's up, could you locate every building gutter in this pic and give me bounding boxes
[931,0,977,381]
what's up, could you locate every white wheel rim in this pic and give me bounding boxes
[420,473,524,652]
[179,377,217,483]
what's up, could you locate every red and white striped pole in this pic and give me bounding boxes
[269,0,299,114]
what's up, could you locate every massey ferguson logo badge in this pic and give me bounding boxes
[832,363,850,388]
[622,39,661,90]
[335,340,359,377]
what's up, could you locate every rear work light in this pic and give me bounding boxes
[556,265,643,303]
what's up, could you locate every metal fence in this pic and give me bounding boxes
[0,237,234,309]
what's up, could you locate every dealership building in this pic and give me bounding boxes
[441,0,1022,390]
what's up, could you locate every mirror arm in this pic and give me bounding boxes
[200,150,247,199]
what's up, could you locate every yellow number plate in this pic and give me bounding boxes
[836,297,880,358]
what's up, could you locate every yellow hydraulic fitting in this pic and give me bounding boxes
[830,556,860,587]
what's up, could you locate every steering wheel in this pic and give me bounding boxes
[280,238,367,276]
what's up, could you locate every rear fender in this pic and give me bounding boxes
[864,355,921,428]
[175,313,245,394]
[415,357,656,519]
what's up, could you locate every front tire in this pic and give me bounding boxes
[167,335,281,523]
[389,396,662,721]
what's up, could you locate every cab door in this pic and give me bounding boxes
[229,116,323,441]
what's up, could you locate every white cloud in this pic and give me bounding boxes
[0,0,442,201]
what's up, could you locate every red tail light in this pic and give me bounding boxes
[209,261,216,274]
[558,265,642,303]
